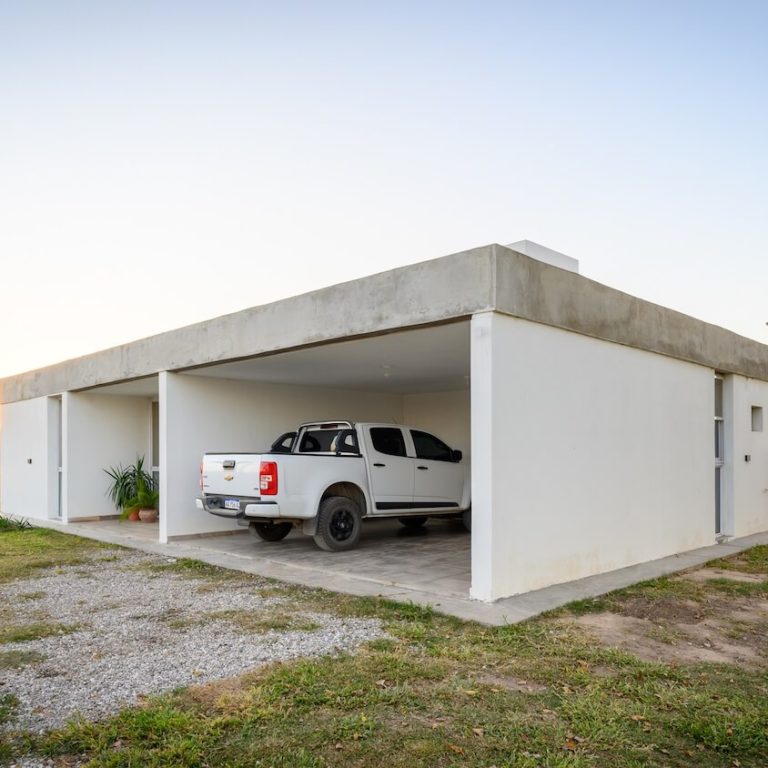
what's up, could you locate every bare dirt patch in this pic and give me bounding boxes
[179,674,257,713]
[612,596,707,623]
[684,567,766,584]
[572,563,768,668]
[574,612,763,666]
[474,672,547,694]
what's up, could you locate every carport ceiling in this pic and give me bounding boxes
[188,321,470,393]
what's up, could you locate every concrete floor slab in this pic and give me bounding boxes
[24,517,768,626]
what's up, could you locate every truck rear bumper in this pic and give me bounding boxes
[244,502,280,518]
[197,496,281,519]
[197,497,244,519]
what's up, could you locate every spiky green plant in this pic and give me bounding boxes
[0,514,32,532]
[104,456,156,518]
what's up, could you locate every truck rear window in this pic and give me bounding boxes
[298,428,358,454]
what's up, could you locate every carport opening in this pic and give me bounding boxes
[172,321,472,598]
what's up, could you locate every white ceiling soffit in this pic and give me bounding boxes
[187,321,471,394]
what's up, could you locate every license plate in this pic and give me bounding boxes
[224,499,240,511]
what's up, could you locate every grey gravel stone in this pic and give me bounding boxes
[1,550,384,733]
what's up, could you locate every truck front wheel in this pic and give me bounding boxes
[249,521,293,542]
[314,496,362,552]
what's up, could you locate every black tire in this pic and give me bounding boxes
[313,496,362,552]
[398,516,427,529]
[461,508,471,532]
[249,521,293,542]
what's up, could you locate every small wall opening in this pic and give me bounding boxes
[751,406,763,432]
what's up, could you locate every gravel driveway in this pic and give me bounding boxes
[1,550,384,733]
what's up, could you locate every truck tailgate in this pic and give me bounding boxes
[202,453,263,499]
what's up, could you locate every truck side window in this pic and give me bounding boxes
[411,430,452,462]
[331,429,358,454]
[370,427,407,457]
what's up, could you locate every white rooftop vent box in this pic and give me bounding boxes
[506,240,579,274]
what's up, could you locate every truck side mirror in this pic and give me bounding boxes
[451,449,463,463]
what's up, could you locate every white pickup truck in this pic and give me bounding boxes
[197,421,471,551]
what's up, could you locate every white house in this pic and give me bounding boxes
[2,241,767,602]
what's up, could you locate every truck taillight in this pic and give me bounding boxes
[199,461,204,491]
[259,461,278,495]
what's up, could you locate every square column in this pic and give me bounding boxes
[469,312,495,601]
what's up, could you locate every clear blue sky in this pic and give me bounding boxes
[1,1,766,377]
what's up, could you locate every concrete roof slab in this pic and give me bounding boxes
[494,245,768,380]
[1,245,495,403]
[4,241,768,403]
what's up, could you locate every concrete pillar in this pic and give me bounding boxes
[158,371,171,543]
[469,312,495,601]
[160,371,238,542]
[721,374,736,537]
[60,392,71,523]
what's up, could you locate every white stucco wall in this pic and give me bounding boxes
[0,397,51,520]
[471,312,715,601]
[161,372,405,541]
[402,390,470,459]
[728,375,768,537]
[64,392,151,521]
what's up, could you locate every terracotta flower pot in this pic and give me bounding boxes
[138,508,158,523]
[126,508,141,522]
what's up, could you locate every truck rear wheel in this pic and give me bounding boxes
[249,521,293,542]
[314,496,362,552]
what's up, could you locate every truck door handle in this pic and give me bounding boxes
[417,465,428,470]
[373,463,385,467]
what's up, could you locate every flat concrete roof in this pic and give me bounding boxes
[4,243,768,403]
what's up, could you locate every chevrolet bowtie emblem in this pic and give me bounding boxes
[224,474,234,481]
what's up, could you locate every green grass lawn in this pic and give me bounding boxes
[1,525,767,768]
[0,525,112,584]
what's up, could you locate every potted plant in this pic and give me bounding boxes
[105,456,157,522]
[132,474,159,524]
